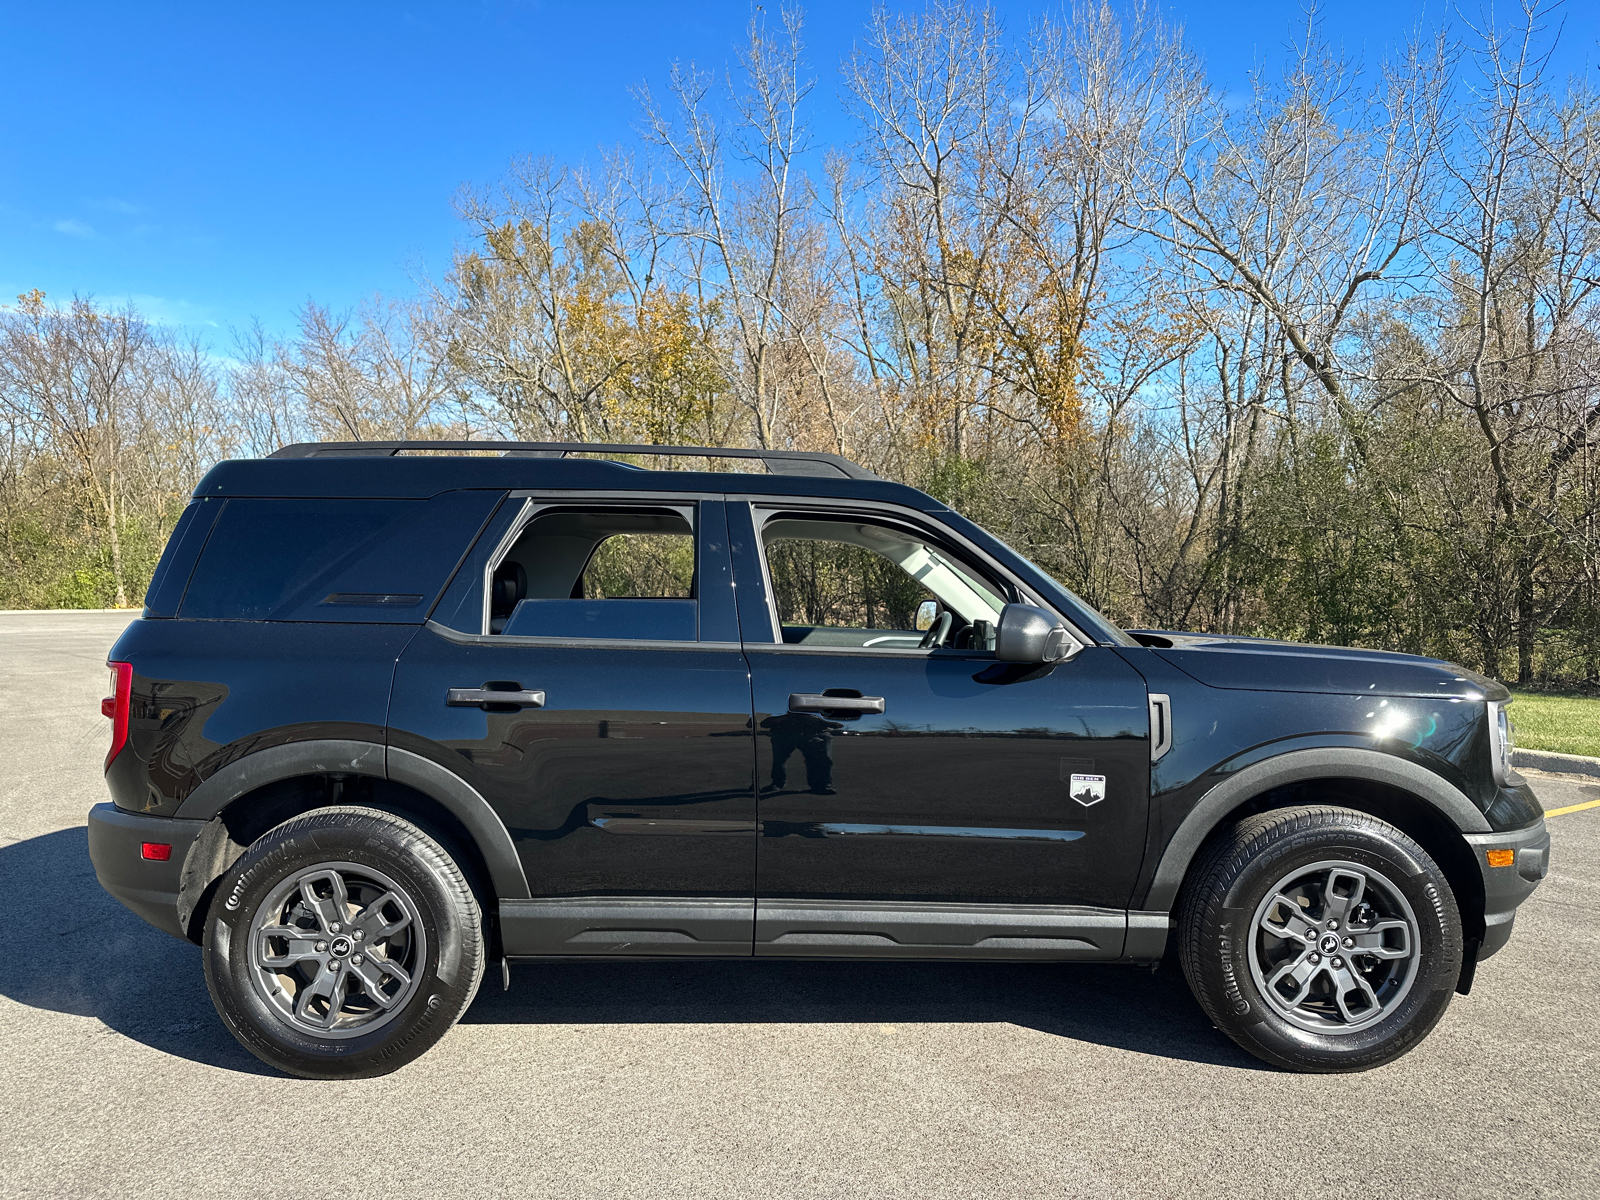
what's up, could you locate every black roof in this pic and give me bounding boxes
[267,440,880,480]
[196,441,940,509]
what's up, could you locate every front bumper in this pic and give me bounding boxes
[1465,819,1551,960]
[87,803,205,942]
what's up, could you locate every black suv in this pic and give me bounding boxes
[87,441,1551,1077]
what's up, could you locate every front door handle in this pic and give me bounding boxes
[788,692,885,714]
[447,686,546,710]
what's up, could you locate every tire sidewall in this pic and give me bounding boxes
[1200,821,1462,1071]
[203,810,481,1078]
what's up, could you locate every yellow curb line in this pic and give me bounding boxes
[1545,797,1600,818]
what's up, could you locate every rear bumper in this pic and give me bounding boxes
[86,803,205,942]
[1465,820,1551,961]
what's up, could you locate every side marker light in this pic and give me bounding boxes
[140,843,172,862]
[1486,849,1515,868]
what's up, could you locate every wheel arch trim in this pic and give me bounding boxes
[172,738,530,902]
[1141,747,1491,913]
[386,746,530,899]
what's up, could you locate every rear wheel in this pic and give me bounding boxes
[1178,805,1462,1072]
[203,806,485,1078]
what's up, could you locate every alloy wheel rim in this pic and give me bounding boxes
[246,860,427,1039]
[1246,858,1421,1035]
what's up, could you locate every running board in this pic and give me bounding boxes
[754,899,1126,960]
[500,897,1142,960]
[500,896,754,957]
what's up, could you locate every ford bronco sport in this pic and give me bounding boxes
[87,441,1551,1077]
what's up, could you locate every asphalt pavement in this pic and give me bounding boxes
[1,610,1595,1199]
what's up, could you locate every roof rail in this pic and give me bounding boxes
[267,440,879,481]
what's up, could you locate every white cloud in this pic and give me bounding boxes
[0,280,222,331]
[52,219,95,239]
[123,293,221,328]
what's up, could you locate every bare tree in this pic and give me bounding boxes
[641,6,829,450]
[0,293,152,604]
[0,292,227,606]
[280,295,470,441]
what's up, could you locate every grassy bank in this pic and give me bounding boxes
[1507,689,1600,759]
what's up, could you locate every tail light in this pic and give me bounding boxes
[103,661,132,770]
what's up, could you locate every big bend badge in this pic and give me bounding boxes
[1069,773,1107,807]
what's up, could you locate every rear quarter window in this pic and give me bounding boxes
[178,491,504,621]
[142,497,222,617]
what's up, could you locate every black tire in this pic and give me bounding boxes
[1177,805,1462,1073]
[203,806,485,1079]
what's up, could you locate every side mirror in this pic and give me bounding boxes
[914,599,939,631]
[995,603,1077,663]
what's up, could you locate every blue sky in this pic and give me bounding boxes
[3,1,1597,340]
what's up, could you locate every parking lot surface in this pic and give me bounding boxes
[1,611,1595,1199]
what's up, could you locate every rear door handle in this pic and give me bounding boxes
[788,692,885,714]
[447,686,546,709]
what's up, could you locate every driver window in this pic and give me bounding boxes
[760,515,1007,650]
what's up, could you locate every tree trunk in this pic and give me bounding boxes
[106,466,129,608]
[1481,638,1501,682]
[1516,550,1535,685]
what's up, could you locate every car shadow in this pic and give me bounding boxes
[2,828,1266,1074]
[463,955,1268,1071]
[0,827,277,1076]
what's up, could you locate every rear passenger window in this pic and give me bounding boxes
[489,507,697,640]
[178,492,503,622]
[582,534,694,599]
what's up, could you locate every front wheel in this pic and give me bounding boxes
[1178,806,1463,1072]
[203,806,485,1078]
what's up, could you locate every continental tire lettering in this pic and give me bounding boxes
[1217,921,1251,1016]
[367,994,444,1064]
[1423,881,1448,935]
[224,842,285,909]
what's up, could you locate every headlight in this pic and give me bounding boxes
[1487,699,1516,786]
